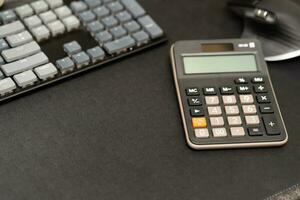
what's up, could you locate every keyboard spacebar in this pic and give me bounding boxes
[1,52,49,76]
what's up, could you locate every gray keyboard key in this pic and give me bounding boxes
[31,25,51,41]
[123,20,140,33]
[62,15,81,32]
[103,35,136,54]
[15,4,34,19]
[110,25,127,38]
[138,15,163,39]
[45,0,63,9]
[39,11,57,24]
[1,52,49,76]
[47,20,65,37]
[87,46,105,63]
[0,10,17,24]
[116,11,132,23]
[0,39,9,52]
[95,30,113,43]
[121,0,145,18]
[72,51,90,68]
[93,6,110,18]
[87,21,104,34]
[2,41,41,62]
[63,41,82,55]
[107,2,124,13]
[6,30,33,47]
[84,0,102,8]
[132,30,150,45]
[102,16,118,28]
[79,10,96,23]
[56,57,75,74]
[31,0,49,14]
[0,21,25,39]
[54,6,72,19]
[24,15,42,28]
[13,70,38,88]
[70,1,88,14]
[0,78,16,95]
[34,63,58,80]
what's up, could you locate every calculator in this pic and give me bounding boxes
[170,39,288,150]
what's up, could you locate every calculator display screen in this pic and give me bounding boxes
[183,55,257,74]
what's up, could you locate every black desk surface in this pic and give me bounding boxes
[1,0,300,199]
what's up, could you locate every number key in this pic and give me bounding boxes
[205,96,219,105]
[222,95,237,105]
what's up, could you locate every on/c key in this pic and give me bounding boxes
[192,117,207,128]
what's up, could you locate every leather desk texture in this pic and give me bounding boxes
[0,0,299,200]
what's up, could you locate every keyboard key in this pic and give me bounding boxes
[2,41,41,62]
[124,21,140,33]
[1,52,49,76]
[15,4,34,19]
[210,117,224,127]
[245,115,260,125]
[6,30,33,47]
[235,77,248,84]
[259,105,274,114]
[225,105,239,115]
[31,0,49,14]
[254,84,267,93]
[212,128,227,138]
[34,63,58,80]
[263,115,280,135]
[110,25,127,38]
[56,57,75,74]
[13,70,38,88]
[187,97,202,106]
[63,41,82,55]
[230,127,245,137]
[186,87,200,96]
[203,87,217,95]
[207,106,222,116]
[220,86,234,95]
[0,21,25,39]
[107,2,124,13]
[62,15,81,32]
[103,35,136,54]
[190,107,204,117]
[70,1,88,14]
[24,15,42,28]
[195,128,209,138]
[205,96,219,106]
[222,95,237,105]
[71,51,90,68]
[192,117,207,128]
[121,0,145,18]
[87,46,105,63]
[54,6,72,19]
[45,0,63,9]
[93,6,110,18]
[248,127,264,136]
[227,116,242,126]
[79,10,96,24]
[242,105,257,115]
[0,39,9,52]
[102,16,118,28]
[252,77,264,83]
[47,20,65,37]
[116,11,132,23]
[87,21,104,34]
[237,85,251,94]
[138,15,164,39]
[95,30,113,43]
[132,30,150,45]
[39,11,57,24]
[0,78,16,96]
[84,0,102,8]
[31,25,51,41]
[256,94,271,103]
[239,94,254,104]
[0,10,17,24]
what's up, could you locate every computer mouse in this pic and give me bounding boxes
[228,0,300,61]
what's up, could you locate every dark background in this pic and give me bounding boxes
[0,0,300,199]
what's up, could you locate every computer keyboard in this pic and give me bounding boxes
[0,0,166,102]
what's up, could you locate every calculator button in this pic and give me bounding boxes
[239,95,254,104]
[220,86,234,95]
[186,87,200,96]
[192,117,207,128]
[210,117,224,127]
[248,127,264,136]
[227,116,242,126]
[263,115,280,135]
[190,107,204,117]
[242,105,257,115]
[230,127,245,137]
[203,87,216,95]
[237,86,251,94]
[225,105,239,115]
[205,96,219,106]
[212,128,227,138]
[188,97,202,106]
[235,77,248,84]
[245,115,260,125]
[259,105,274,114]
[254,85,267,93]
[256,94,271,103]
[252,77,264,83]
[222,95,237,105]
[207,106,222,116]
[195,128,209,138]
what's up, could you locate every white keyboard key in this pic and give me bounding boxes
[31,25,51,42]
[2,41,41,62]
[55,6,72,19]
[227,116,242,126]
[230,127,245,137]
[34,63,58,80]
[239,95,254,104]
[210,117,224,127]
[0,21,25,38]
[212,128,227,138]
[0,78,16,95]
[39,11,57,24]
[47,20,65,37]
[242,105,257,114]
[24,15,42,28]
[45,0,63,9]
[62,15,80,32]
[31,0,49,14]
[207,106,222,116]
[6,30,33,47]
[245,115,260,125]
[13,70,38,88]
[15,4,34,19]
[205,96,219,105]
[225,105,239,115]
[222,95,237,105]
[195,128,209,138]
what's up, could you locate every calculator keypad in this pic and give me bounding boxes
[185,76,282,142]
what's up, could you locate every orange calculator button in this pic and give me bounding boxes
[192,117,207,128]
